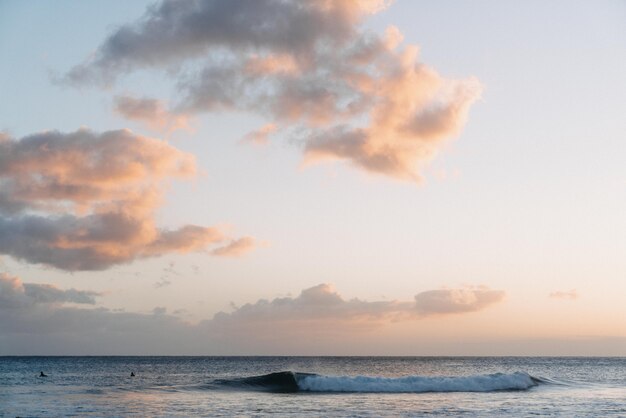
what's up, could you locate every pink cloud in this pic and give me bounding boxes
[211,237,258,257]
[114,95,191,133]
[240,124,278,146]
[64,0,480,182]
[0,129,255,270]
[414,286,505,316]
[0,277,510,354]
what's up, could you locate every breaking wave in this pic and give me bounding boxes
[214,371,542,393]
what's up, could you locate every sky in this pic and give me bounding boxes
[0,0,625,356]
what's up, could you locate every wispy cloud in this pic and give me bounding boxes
[240,124,278,146]
[64,0,481,181]
[0,129,255,270]
[414,286,506,316]
[549,289,579,300]
[211,237,258,257]
[153,279,171,289]
[114,95,190,133]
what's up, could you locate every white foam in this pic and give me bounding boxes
[296,372,537,393]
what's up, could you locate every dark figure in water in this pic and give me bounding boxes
[130,372,135,377]
[39,371,47,377]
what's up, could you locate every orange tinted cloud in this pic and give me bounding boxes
[414,286,505,316]
[64,0,479,182]
[0,128,194,216]
[212,283,411,326]
[114,95,190,133]
[0,129,255,270]
[205,283,505,352]
[210,283,504,329]
[211,237,258,257]
[1,276,621,356]
[244,55,300,76]
[303,45,482,181]
[240,124,278,146]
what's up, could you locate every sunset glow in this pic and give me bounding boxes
[0,0,624,357]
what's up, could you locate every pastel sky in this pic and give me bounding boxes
[0,0,624,355]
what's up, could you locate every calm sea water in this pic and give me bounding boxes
[1,357,625,417]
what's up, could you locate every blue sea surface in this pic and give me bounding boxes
[1,357,625,417]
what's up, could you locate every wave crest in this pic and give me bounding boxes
[296,371,538,393]
[215,371,540,393]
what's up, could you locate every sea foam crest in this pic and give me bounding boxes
[296,372,537,393]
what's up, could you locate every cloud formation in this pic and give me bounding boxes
[65,0,481,181]
[549,289,578,300]
[114,95,190,133]
[0,277,506,355]
[65,0,387,84]
[0,129,255,270]
[0,273,101,307]
[210,283,413,326]
[0,273,198,355]
[22,282,101,305]
[208,284,505,340]
[211,236,258,257]
[241,123,277,146]
[414,286,506,316]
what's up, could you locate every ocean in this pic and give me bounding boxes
[1,357,625,417]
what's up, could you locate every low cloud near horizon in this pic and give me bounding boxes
[211,283,505,326]
[64,0,482,182]
[0,275,507,355]
[414,287,506,316]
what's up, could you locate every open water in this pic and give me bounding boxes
[1,356,625,417]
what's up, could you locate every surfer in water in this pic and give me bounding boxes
[39,371,47,377]
[130,372,135,377]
